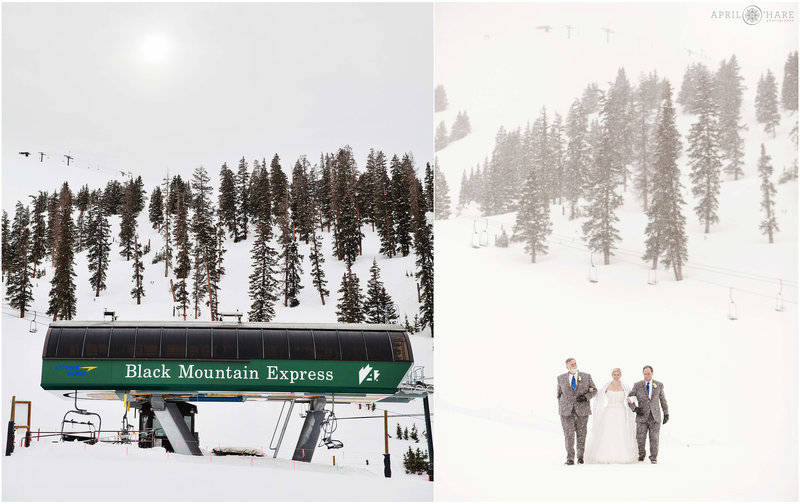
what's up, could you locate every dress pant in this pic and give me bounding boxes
[636,412,660,461]
[560,412,589,461]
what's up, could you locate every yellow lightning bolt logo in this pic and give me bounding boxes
[79,366,98,372]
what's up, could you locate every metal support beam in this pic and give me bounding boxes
[292,397,326,462]
[150,395,202,456]
[270,399,295,458]
[423,395,434,482]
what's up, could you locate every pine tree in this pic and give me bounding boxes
[642,82,688,280]
[236,157,250,240]
[248,217,279,322]
[249,158,272,227]
[435,84,448,112]
[564,99,589,220]
[413,207,433,336]
[47,183,77,320]
[688,70,723,234]
[86,199,111,297]
[756,70,781,138]
[336,265,364,323]
[308,209,329,305]
[582,95,623,265]
[435,121,449,151]
[716,55,746,180]
[149,185,164,231]
[277,190,303,307]
[218,162,239,241]
[373,151,396,258]
[549,113,565,205]
[458,170,468,209]
[608,67,633,189]
[396,423,403,439]
[290,157,314,243]
[173,187,192,320]
[364,259,397,323]
[514,158,552,263]
[160,173,173,278]
[1,210,10,279]
[392,155,414,256]
[450,111,472,141]
[131,234,145,304]
[270,154,288,218]
[410,424,419,442]
[74,184,90,252]
[758,144,779,243]
[6,202,33,317]
[433,159,451,220]
[332,147,363,263]
[190,166,217,319]
[118,181,137,260]
[131,175,147,216]
[782,51,798,111]
[29,192,48,278]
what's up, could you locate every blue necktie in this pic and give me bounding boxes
[571,376,576,391]
[646,382,650,396]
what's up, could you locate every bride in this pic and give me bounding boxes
[584,368,638,464]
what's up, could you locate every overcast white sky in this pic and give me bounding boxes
[2,2,433,205]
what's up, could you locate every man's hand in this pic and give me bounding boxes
[576,395,588,403]
[663,414,669,425]
[635,407,643,415]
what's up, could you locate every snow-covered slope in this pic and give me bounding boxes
[434,3,797,501]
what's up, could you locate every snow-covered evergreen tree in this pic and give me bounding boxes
[131,234,145,304]
[149,185,164,231]
[756,70,781,138]
[277,191,303,307]
[582,95,623,265]
[29,192,48,278]
[270,154,288,218]
[236,157,250,240]
[308,212,329,305]
[373,151,396,258]
[118,181,137,260]
[758,144,779,243]
[218,162,238,241]
[364,258,397,324]
[248,195,279,322]
[413,208,433,336]
[782,51,798,111]
[336,265,364,323]
[642,82,688,280]
[435,121,449,151]
[433,159,451,220]
[47,183,77,320]
[450,111,472,141]
[173,181,192,320]
[435,84,448,113]
[564,99,589,220]
[716,55,746,180]
[688,70,723,234]
[6,202,33,317]
[86,199,111,297]
[1,210,10,279]
[514,159,552,263]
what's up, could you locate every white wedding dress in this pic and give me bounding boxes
[584,389,638,464]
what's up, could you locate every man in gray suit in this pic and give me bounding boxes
[627,365,669,464]
[556,357,596,465]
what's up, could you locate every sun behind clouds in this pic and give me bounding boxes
[140,33,169,64]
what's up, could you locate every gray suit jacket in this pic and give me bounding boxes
[557,372,597,417]
[627,380,668,423]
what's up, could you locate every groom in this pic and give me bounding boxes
[627,365,669,464]
[556,357,596,465]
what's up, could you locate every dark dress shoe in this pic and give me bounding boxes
[638,456,645,461]
[565,460,574,465]
[577,459,584,464]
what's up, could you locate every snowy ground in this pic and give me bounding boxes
[434,3,797,501]
[0,159,434,500]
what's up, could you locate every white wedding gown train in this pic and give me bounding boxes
[584,390,638,464]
